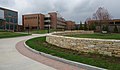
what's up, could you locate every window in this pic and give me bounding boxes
[115,22,120,24]
[25,17,37,20]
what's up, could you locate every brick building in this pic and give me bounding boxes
[22,12,66,30]
[22,14,44,30]
[48,12,66,30]
[87,19,120,32]
[0,7,18,31]
[65,21,76,30]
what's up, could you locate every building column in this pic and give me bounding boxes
[4,21,6,30]
[13,24,15,32]
[9,24,10,30]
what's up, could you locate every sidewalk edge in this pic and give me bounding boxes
[24,40,107,70]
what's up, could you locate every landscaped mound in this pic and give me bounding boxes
[65,33,120,40]
[26,37,120,70]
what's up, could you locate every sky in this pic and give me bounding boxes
[0,0,120,24]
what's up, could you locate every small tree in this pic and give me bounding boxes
[114,25,118,33]
[80,21,83,30]
[88,22,96,31]
[102,25,108,31]
[92,7,112,32]
[84,22,88,30]
[91,23,96,30]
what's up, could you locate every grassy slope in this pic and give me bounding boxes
[0,32,30,38]
[30,29,56,34]
[26,37,120,70]
[66,33,120,40]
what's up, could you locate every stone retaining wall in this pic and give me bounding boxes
[53,30,94,35]
[46,34,120,57]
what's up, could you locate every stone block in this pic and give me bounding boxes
[46,31,120,57]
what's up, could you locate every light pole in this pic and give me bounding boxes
[27,24,29,34]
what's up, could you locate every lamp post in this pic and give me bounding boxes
[27,24,29,34]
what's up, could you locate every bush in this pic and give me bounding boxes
[84,22,88,30]
[80,22,83,30]
[89,24,96,30]
[102,25,108,31]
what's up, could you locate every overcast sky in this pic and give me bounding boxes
[0,0,120,24]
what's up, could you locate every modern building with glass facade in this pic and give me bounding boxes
[0,7,18,31]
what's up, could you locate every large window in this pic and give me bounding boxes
[44,17,51,20]
[6,10,17,17]
[25,17,37,20]
[13,18,17,23]
[0,9,4,19]
[5,10,18,24]
[6,17,9,22]
[115,22,120,24]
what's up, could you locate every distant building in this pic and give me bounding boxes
[22,12,66,30]
[22,14,44,30]
[0,7,18,31]
[87,19,120,32]
[48,12,66,30]
[65,21,76,30]
[44,14,51,29]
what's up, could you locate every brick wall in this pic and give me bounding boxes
[23,14,44,30]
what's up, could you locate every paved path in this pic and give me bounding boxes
[0,34,102,70]
[16,41,85,70]
[0,34,56,70]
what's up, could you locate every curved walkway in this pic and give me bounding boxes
[0,33,103,70]
[16,41,84,70]
[0,34,56,70]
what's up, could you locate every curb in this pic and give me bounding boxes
[24,41,107,70]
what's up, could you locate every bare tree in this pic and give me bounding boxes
[93,7,112,32]
[94,7,111,20]
[92,13,97,20]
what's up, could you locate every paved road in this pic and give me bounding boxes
[0,34,56,70]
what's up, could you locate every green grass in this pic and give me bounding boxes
[26,37,120,70]
[30,29,55,34]
[0,32,30,38]
[66,33,120,40]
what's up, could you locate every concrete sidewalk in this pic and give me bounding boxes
[16,41,85,70]
[0,34,105,70]
[0,34,56,70]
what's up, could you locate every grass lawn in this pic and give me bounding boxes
[0,32,30,38]
[66,33,120,40]
[26,37,120,70]
[30,29,55,34]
